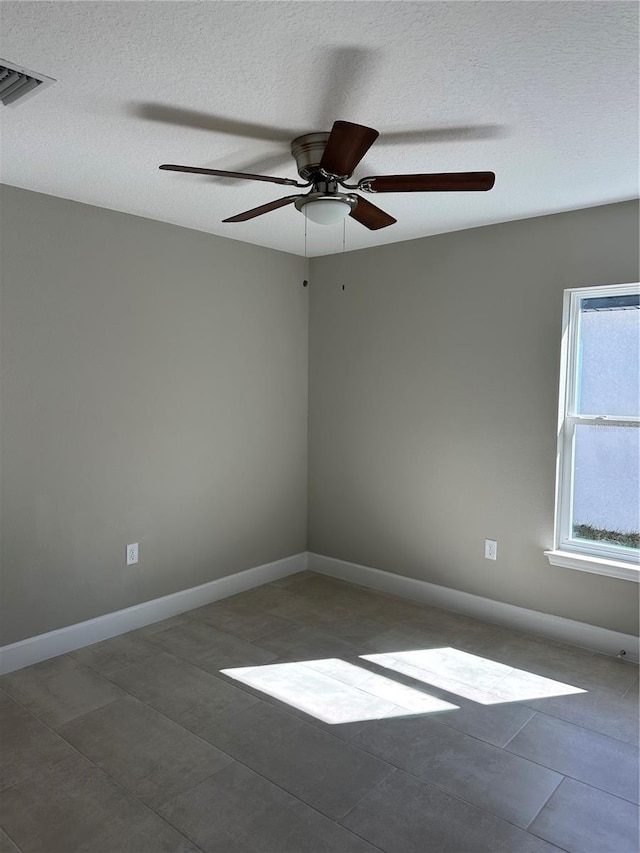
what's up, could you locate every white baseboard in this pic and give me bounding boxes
[3,550,637,676]
[0,552,307,675]
[308,552,640,663]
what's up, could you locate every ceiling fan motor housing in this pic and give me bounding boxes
[290,132,331,181]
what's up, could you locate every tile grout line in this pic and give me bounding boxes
[513,703,640,747]
[500,716,640,807]
[523,774,566,832]
[9,656,129,726]
[18,655,249,849]
[253,656,565,835]
[48,725,210,853]
[44,668,394,850]
[0,824,25,853]
[0,674,116,797]
[336,766,399,826]
[0,662,216,852]
[150,726,392,852]
[501,708,538,749]
[0,683,70,729]
[396,765,560,840]
[502,754,640,809]
[0,701,209,853]
[525,817,574,853]
[154,750,390,853]
[349,654,639,747]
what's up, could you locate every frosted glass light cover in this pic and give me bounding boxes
[303,199,352,225]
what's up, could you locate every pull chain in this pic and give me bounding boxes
[341,217,346,291]
[304,210,308,260]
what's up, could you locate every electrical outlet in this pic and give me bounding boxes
[484,539,497,560]
[126,543,139,566]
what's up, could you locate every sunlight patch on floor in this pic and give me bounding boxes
[361,647,587,705]
[221,658,459,724]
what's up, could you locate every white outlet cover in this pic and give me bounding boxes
[126,543,139,566]
[485,539,498,560]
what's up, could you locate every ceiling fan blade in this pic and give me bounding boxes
[319,121,379,178]
[349,196,397,230]
[160,164,303,187]
[212,152,294,185]
[359,172,496,193]
[222,195,300,223]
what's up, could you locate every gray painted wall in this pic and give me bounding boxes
[2,187,637,647]
[308,201,639,635]
[0,186,309,645]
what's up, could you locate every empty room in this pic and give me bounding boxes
[0,2,638,852]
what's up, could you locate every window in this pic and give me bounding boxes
[546,283,640,581]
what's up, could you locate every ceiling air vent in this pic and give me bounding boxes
[0,59,55,106]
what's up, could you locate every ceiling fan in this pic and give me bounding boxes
[159,120,495,230]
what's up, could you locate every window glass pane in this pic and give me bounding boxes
[577,297,639,417]
[572,423,639,549]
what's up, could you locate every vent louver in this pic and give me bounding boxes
[0,59,55,106]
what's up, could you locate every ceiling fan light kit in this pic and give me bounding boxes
[295,194,356,225]
[160,120,495,230]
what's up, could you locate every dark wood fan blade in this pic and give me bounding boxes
[360,172,496,193]
[319,121,379,178]
[222,195,300,223]
[159,164,302,187]
[349,196,396,230]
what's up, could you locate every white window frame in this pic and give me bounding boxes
[545,282,640,582]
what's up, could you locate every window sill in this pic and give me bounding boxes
[545,550,640,582]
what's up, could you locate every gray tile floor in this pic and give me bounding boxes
[1,571,638,852]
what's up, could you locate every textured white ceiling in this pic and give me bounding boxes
[1,1,637,256]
